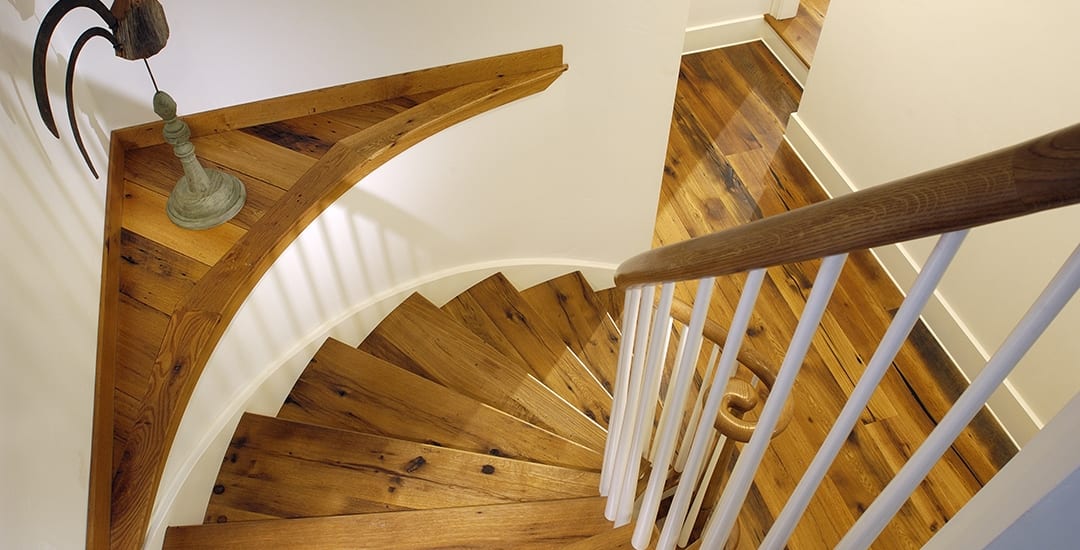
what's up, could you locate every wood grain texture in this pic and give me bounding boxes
[87,136,126,550]
[120,180,246,266]
[205,413,600,522]
[123,144,285,231]
[358,294,607,451]
[165,497,614,549]
[765,0,829,66]
[563,523,655,550]
[443,273,613,426]
[617,121,1080,287]
[519,271,621,395]
[278,338,602,471]
[106,58,566,549]
[118,230,210,314]
[114,45,564,149]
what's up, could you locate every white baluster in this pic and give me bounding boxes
[607,285,656,522]
[602,287,643,496]
[616,283,676,525]
[761,230,966,549]
[656,269,766,550]
[700,253,848,548]
[837,242,1080,550]
[675,344,721,472]
[679,432,725,547]
[633,279,714,549]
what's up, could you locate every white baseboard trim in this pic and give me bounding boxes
[683,16,809,88]
[785,113,1041,446]
[143,259,616,549]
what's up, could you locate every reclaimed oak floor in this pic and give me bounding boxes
[652,42,1017,549]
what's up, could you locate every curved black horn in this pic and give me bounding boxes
[65,27,117,179]
[32,0,116,138]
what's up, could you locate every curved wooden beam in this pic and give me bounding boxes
[616,123,1080,287]
[104,57,566,548]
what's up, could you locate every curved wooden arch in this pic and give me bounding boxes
[90,47,566,549]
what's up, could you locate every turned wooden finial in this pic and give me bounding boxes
[154,90,246,230]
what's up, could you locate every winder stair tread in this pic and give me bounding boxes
[442,272,613,426]
[278,338,601,470]
[204,413,600,523]
[358,292,607,451]
[520,271,621,395]
[165,497,619,549]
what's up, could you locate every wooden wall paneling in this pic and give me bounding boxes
[107,63,567,549]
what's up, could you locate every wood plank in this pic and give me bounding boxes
[519,271,620,396]
[118,229,210,315]
[278,338,601,471]
[765,0,827,67]
[241,114,351,159]
[205,413,600,522]
[120,180,245,265]
[124,144,286,231]
[358,293,607,451]
[320,96,418,133]
[563,523,653,550]
[115,45,565,149]
[166,497,614,550]
[443,273,613,426]
[190,131,317,191]
[87,135,125,550]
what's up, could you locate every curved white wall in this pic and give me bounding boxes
[792,0,1080,441]
[2,1,692,548]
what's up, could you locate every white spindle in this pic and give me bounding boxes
[633,279,714,549]
[674,344,721,472]
[760,231,967,549]
[601,287,643,496]
[837,243,1080,550]
[616,283,676,525]
[679,431,724,547]
[655,269,767,550]
[606,285,655,519]
[651,324,690,462]
[700,254,848,548]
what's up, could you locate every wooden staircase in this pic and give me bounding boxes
[163,272,657,548]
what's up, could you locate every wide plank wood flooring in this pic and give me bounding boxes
[654,42,1017,549]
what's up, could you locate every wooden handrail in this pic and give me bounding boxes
[616,123,1080,287]
[104,56,566,548]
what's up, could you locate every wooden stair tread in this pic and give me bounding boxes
[358,293,607,451]
[278,338,601,471]
[206,413,600,523]
[520,271,620,396]
[167,497,615,549]
[563,523,657,550]
[442,273,612,426]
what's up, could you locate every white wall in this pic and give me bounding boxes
[0,2,107,548]
[687,0,770,28]
[792,0,1080,440]
[2,0,692,548]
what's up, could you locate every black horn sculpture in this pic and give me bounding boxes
[32,0,169,178]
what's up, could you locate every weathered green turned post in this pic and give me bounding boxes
[154,90,246,229]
